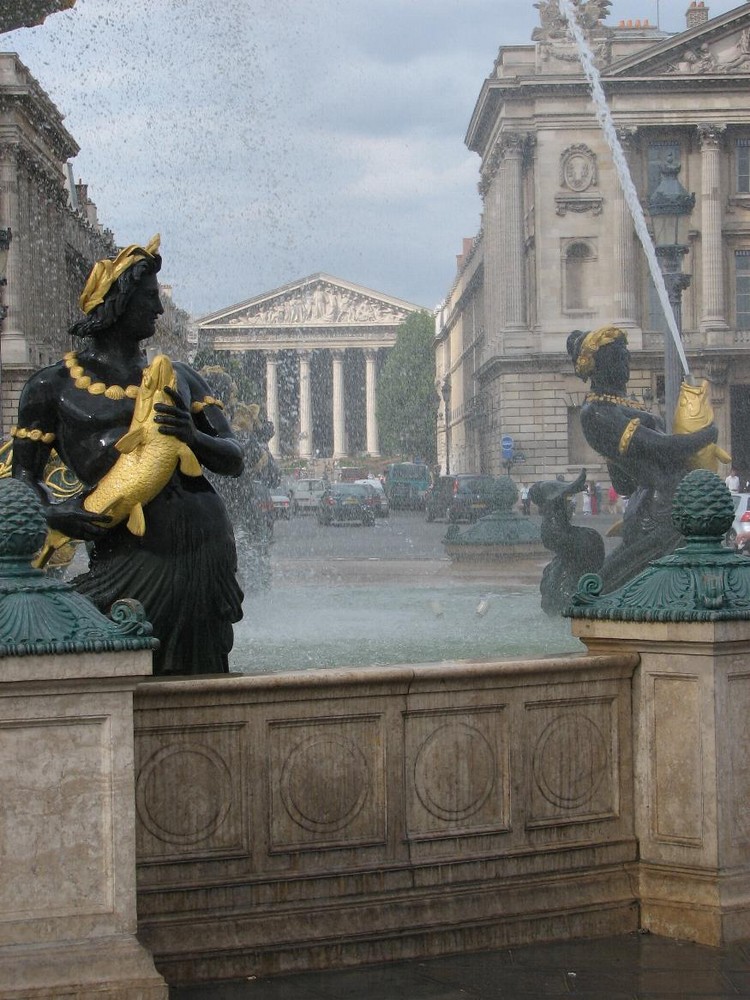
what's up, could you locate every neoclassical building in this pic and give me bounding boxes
[0,52,115,437]
[197,274,424,459]
[436,1,750,483]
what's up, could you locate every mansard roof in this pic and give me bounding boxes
[198,273,425,330]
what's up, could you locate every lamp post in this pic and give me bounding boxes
[0,227,11,325]
[648,155,695,431]
[440,378,451,475]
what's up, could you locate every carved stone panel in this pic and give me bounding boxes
[268,715,386,852]
[556,144,603,215]
[404,706,510,840]
[525,697,618,828]
[650,675,703,847]
[728,672,750,852]
[0,715,114,922]
[135,723,246,861]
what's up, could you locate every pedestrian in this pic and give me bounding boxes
[608,484,618,514]
[521,484,530,515]
[582,485,592,515]
[726,468,740,492]
[591,481,599,515]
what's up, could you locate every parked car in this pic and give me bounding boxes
[317,484,376,526]
[728,492,750,547]
[354,478,389,518]
[271,490,291,520]
[425,474,499,523]
[289,478,327,514]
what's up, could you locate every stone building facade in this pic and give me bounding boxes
[0,52,115,437]
[436,1,750,485]
[197,274,424,459]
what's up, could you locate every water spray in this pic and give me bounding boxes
[558,0,691,378]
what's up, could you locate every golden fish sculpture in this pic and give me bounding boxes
[672,378,732,473]
[36,354,201,567]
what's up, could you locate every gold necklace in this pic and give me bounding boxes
[585,391,645,410]
[64,351,139,400]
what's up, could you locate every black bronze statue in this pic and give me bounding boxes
[567,325,719,592]
[12,235,248,675]
[529,469,605,615]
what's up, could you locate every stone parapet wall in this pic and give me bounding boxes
[134,654,638,984]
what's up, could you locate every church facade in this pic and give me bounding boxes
[436,1,750,484]
[197,273,425,459]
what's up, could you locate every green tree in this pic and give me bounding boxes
[377,311,438,462]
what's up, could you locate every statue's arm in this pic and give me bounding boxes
[583,403,717,467]
[157,364,244,477]
[626,420,718,465]
[11,374,111,540]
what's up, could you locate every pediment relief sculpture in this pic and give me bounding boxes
[224,282,409,328]
[667,28,750,74]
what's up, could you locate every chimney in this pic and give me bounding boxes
[686,1,709,29]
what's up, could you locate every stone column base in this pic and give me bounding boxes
[0,936,167,999]
[639,864,750,947]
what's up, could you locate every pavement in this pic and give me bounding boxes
[170,932,750,998]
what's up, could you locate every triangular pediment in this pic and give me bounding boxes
[607,5,750,77]
[198,274,424,330]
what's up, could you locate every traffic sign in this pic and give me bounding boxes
[501,435,514,460]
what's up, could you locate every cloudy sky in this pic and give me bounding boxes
[2,0,744,316]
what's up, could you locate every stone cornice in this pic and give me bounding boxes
[210,327,398,354]
[466,72,750,156]
[0,55,79,160]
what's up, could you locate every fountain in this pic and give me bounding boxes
[441,476,545,563]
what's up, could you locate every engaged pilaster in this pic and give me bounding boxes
[613,128,641,344]
[698,124,729,342]
[0,144,27,365]
[498,132,528,347]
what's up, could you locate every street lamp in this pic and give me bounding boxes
[0,228,11,325]
[440,378,451,475]
[648,154,695,431]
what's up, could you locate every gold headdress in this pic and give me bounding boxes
[573,325,627,379]
[79,234,161,314]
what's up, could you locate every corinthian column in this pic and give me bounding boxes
[698,124,728,342]
[613,127,641,344]
[298,350,313,459]
[364,349,380,456]
[264,351,280,458]
[498,132,528,345]
[331,349,346,459]
[0,145,27,365]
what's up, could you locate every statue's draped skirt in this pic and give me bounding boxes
[73,473,243,675]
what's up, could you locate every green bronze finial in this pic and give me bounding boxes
[566,469,750,622]
[0,478,159,657]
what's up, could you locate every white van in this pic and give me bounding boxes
[289,478,327,514]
